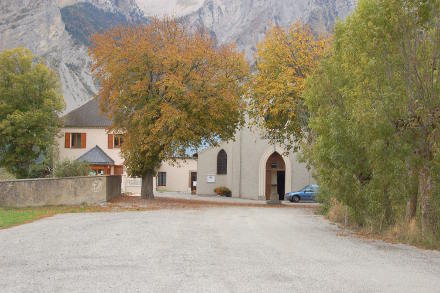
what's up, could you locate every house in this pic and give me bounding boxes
[197,126,315,201]
[57,99,197,193]
[59,99,124,175]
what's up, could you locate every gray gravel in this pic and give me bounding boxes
[1,207,440,293]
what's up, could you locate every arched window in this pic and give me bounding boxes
[217,150,227,175]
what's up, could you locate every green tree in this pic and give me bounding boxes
[0,48,65,179]
[304,0,440,236]
[90,19,249,199]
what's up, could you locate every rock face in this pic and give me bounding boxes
[0,0,146,112]
[183,0,357,60]
[0,0,356,112]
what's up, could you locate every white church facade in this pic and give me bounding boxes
[197,126,316,201]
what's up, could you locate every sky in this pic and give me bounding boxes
[135,0,205,17]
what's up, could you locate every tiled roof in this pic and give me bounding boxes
[76,145,115,165]
[63,99,111,127]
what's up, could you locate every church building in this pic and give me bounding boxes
[197,126,315,201]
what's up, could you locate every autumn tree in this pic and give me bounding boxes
[90,19,249,199]
[0,48,64,178]
[248,23,327,149]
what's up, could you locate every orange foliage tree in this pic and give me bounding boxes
[248,22,327,150]
[90,19,249,198]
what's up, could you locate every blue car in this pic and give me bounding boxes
[285,184,319,203]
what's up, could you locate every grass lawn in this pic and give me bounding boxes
[0,205,109,229]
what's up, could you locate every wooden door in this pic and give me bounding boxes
[265,152,286,201]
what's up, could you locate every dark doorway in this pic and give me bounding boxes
[265,152,286,201]
[277,171,285,200]
[190,172,197,194]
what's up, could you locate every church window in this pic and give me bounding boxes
[217,150,227,175]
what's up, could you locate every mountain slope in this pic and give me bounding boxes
[0,0,356,112]
[0,0,147,112]
[183,0,357,60]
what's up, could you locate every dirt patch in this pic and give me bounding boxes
[107,195,318,211]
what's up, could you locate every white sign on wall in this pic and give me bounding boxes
[206,175,216,183]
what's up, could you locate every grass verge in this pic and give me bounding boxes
[0,205,110,229]
[322,199,440,250]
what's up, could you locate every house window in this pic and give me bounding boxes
[217,150,227,175]
[114,134,124,148]
[157,172,166,187]
[71,133,82,148]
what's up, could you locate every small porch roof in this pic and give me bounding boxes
[76,145,115,165]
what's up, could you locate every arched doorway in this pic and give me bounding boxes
[265,152,286,201]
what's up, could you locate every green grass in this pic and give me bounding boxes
[0,205,108,229]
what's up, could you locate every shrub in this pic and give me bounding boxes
[214,186,232,197]
[54,160,91,178]
[27,162,52,179]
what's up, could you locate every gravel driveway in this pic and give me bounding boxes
[1,206,440,292]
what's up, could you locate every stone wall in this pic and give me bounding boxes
[0,176,121,207]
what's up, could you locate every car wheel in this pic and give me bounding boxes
[292,195,300,203]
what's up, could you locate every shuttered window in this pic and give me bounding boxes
[70,133,86,149]
[65,132,71,148]
[114,134,123,148]
[71,133,82,148]
[108,134,114,149]
[81,133,86,148]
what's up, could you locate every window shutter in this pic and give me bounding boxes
[81,133,86,148]
[65,133,70,148]
[108,134,114,149]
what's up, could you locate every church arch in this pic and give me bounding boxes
[259,146,292,200]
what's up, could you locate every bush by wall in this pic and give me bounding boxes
[54,160,91,178]
[214,187,232,197]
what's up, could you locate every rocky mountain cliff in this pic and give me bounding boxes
[0,0,356,112]
[0,0,147,112]
[183,0,357,60]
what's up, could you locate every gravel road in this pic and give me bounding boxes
[1,206,439,292]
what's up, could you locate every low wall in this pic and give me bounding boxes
[0,176,121,207]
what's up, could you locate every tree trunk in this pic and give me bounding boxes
[406,191,418,223]
[141,171,154,200]
[383,185,393,228]
[406,168,418,223]
[418,165,432,234]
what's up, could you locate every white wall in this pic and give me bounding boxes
[121,159,198,194]
[155,159,197,193]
